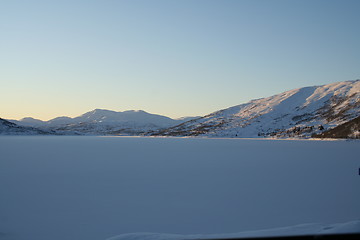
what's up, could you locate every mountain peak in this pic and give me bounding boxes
[89,109,115,114]
[123,110,147,114]
[20,117,39,121]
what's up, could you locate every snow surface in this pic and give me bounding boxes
[107,220,360,240]
[0,136,359,240]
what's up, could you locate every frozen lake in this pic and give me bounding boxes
[0,136,359,240]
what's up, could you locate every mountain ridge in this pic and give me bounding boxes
[152,79,360,138]
[8,109,196,135]
[0,118,52,135]
[3,79,359,138]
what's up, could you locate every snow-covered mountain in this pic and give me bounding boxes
[10,117,45,127]
[74,109,176,126]
[0,118,50,135]
[53,109,189,135]
[153,80,360,138]
[47,116,74,126]
[9,109,193,135]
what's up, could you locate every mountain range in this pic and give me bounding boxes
[6,109,199,135]
[2,79,359,138]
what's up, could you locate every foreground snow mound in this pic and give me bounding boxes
[154,80,360,138]
[107,220,360,240]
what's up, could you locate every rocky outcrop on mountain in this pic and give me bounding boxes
[312,115,360,139]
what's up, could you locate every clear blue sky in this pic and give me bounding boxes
[1,0,359,120]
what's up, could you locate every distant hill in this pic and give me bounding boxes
[0,118,50,135]
[152,80,360,138]
[9,109,195,136]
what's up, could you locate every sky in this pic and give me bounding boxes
[1,0,360,120]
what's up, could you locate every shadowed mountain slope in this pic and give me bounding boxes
[312,115,360,139]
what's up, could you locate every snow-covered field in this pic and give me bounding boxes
[0,136,359,240]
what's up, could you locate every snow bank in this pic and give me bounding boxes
[107,220,360,240]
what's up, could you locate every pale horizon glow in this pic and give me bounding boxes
[1,0,360,121]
